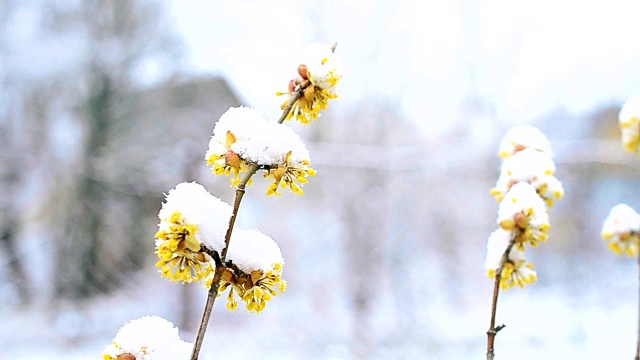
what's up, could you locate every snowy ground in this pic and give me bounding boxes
[3,263,637,359]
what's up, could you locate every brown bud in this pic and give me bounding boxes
[225,150,241,169]
[288,79,296,93]
[250,270,264,285]
[297,64,308,80]
[221,268,234,282]
[514,212,529,229]
[194,252,207,262]
[117,354,136,360]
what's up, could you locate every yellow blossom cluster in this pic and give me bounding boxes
[498,207,550,251]
[278,76,338,124]
[487,258,537,290]
[277,43,341,124]
[619,94,640,156]
[155,211,212,283]
[205,107,316,196]
[485,125,562,290]
[601,204,640,257]
[205,131,252,187]
[211,263,286,314]
[264,151,316,196]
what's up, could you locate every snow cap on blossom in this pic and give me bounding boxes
[278,43,342,124]
[212,228,287,314]
[498,124,553,158]
[497,182,550,249]
[155,182,232,283]
[491,148,563,206]
[100,316,191,360]
[619,94,640,155]
[205,106,316,195]
[484,229,537,290]
[484,229,512,271]
[226,228,284,274]
[601,203,640,256]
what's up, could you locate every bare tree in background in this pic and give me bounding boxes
[44,0,181,299]
[0,0,48,306]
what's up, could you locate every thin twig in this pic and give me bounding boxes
[636,250,640,360]
[277,79,311,124]
[190,81,306,360]
[190,167,256,360]
[486,236,516,360]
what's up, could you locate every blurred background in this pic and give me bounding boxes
[2,0,640,359]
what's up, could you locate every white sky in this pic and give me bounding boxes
[167,0,640,138]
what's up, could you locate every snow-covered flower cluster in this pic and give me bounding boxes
[485,230,537,290]
[497,182,550,250]
[205,106,316,195]
[491,125,564,206]
[155,183,287,312]
[601,204,640,257]
[155,182,232,283]
[101,43,340,359]
[101,316,191,360]
[277,43,342,124]
[208,229,286,313]
[485,125,563,289]
[619,94,640,156]
[497,125,553,158]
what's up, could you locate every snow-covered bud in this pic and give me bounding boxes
[498,124,553,158]
[602,204,640,256]
[491,149,563,206]
[100,316,191,360]
[619,94,640,155]
[484,229,537,290]
[497,182,550,249]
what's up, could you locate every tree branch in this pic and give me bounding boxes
[190,80,307,359]
[636,250,640,360]
[486,236,516,360]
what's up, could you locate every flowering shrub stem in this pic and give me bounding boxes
[190,165,257,360]
[190,81,306,359]
[486,235,516,360]
[636,251,640,360]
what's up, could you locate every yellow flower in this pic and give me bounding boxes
[279,83,337,124]
[619,95,640,155]
[216,263,286,314]
[602,204,640,256]
[264,151,316,196]
[155,211,213,283]
[488,259,537,290]
[484,229,537,289]
[278,44,341,124]
[496,183,550,250]
[205,131,251,187]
